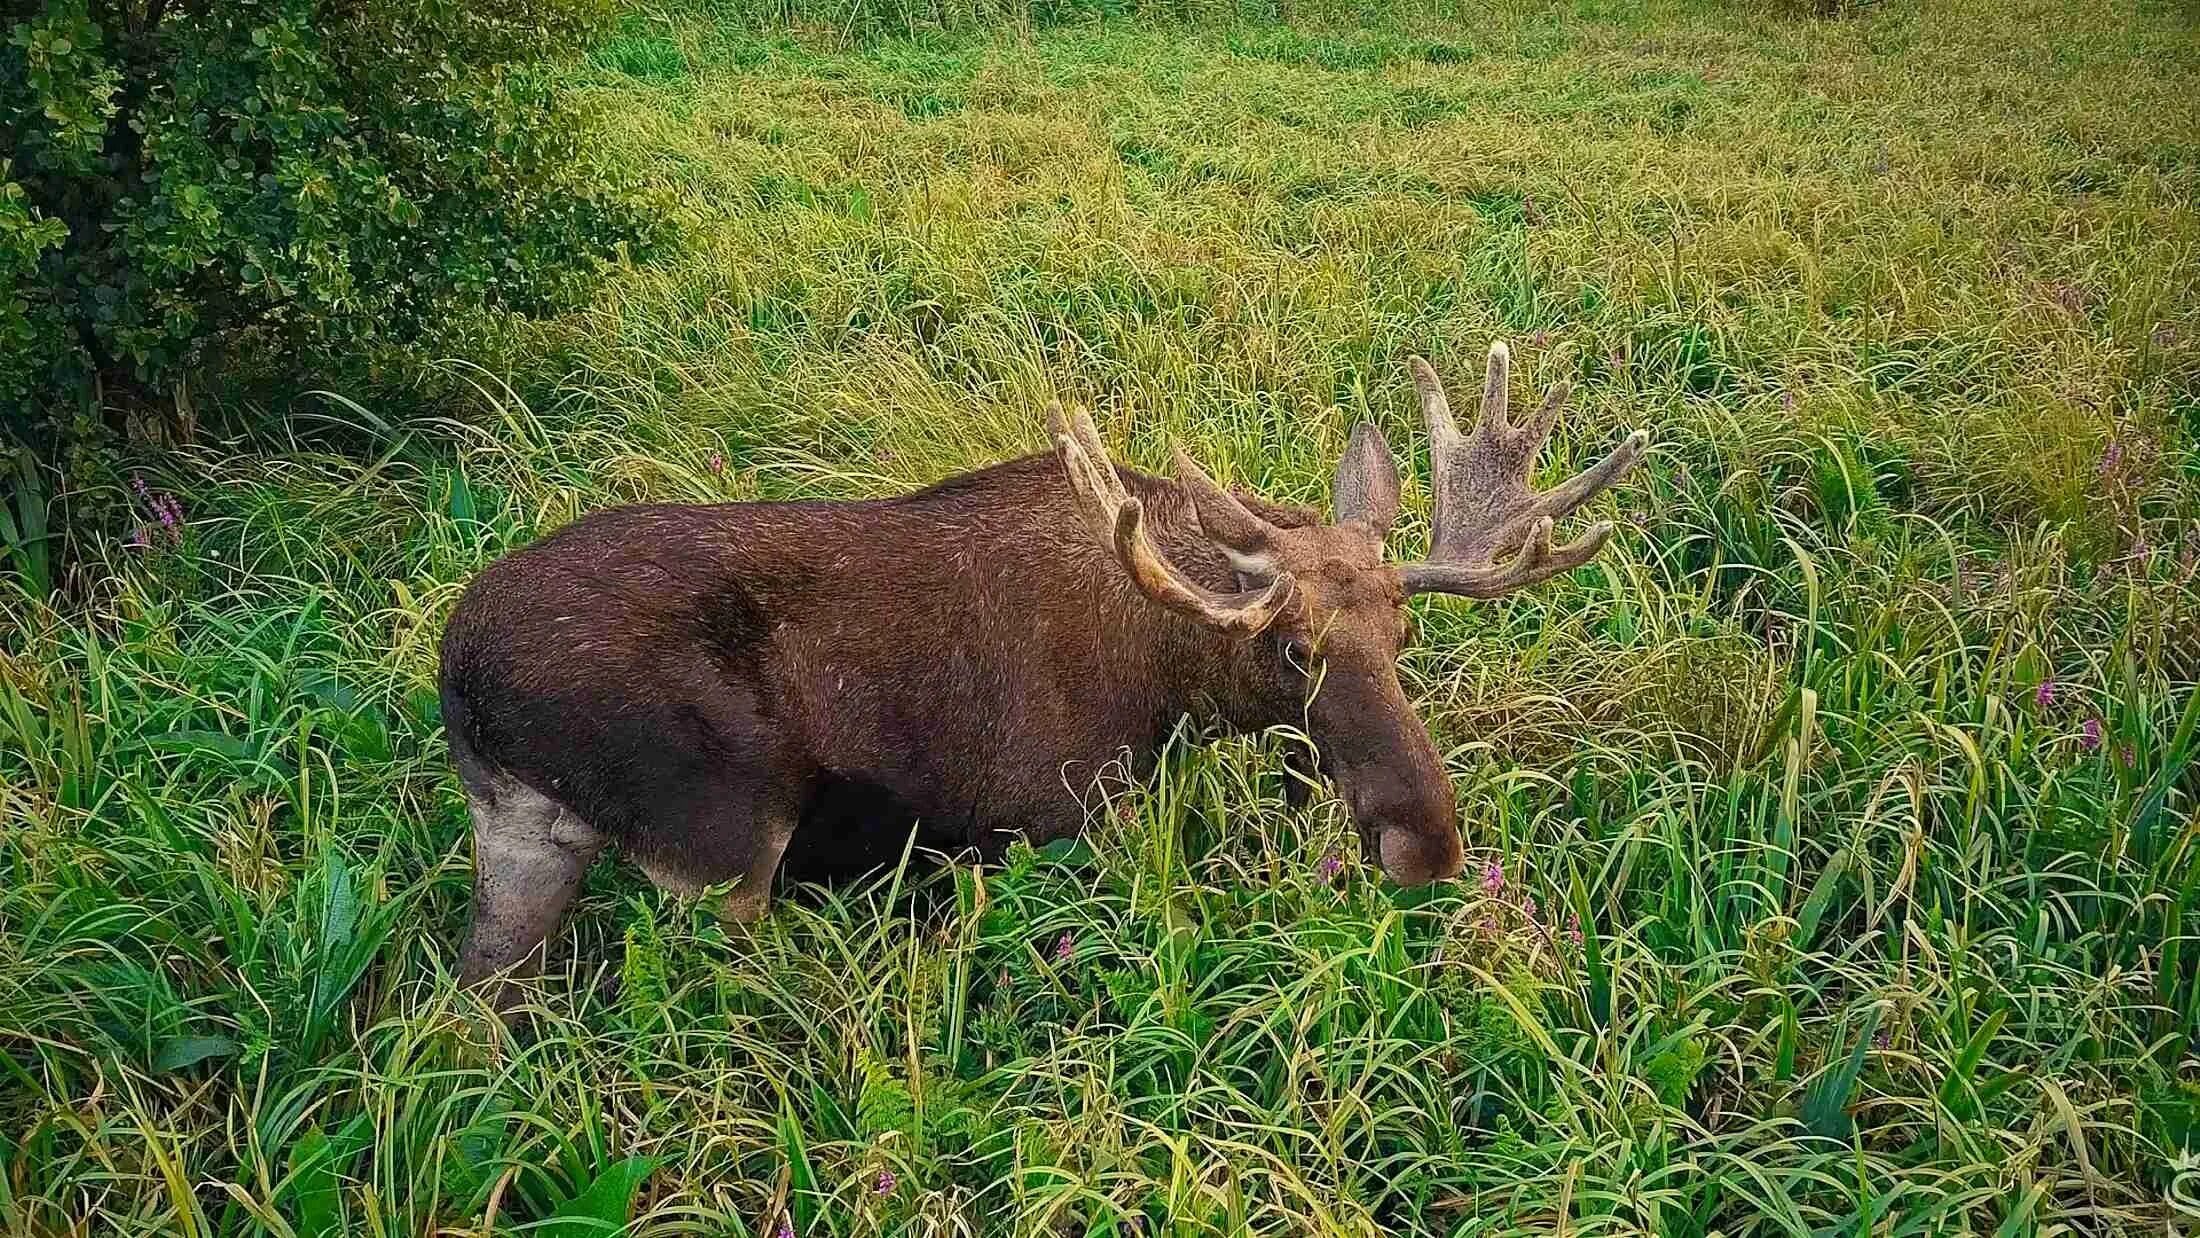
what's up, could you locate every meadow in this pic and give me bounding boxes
[5,0,2200,1231]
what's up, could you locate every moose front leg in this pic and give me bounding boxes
[717,811,795,925]
[1278,736,1321,810]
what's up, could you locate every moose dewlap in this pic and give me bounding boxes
[438,342,1648,1004]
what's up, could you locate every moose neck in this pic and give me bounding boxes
[1102,469,1306,738]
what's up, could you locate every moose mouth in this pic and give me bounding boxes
[1377,828,1467,887]
[1336,775,1464,887]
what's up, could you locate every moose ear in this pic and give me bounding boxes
[1333,423,1400,535]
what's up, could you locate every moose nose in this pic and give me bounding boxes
[1340,759,1463,886]
[1378,827,1465,887]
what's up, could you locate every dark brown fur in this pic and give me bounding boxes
[440,453,1451,997]
[444,457,1319,879]
[441,347,1642,1003]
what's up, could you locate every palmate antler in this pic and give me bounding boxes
[1399,343,1649,598]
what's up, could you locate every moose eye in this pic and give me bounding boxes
[1283,636,1314,666]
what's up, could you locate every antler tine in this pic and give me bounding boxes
[1400,518,1617,598]
[1535,428,1649,520]
[1052,404,1295,637]
[1409,356,1468,548]
[1481,339,1512,431]
[1399,342,1647,600]
[1052,403,1121,548]
[1520,379,1571,446]
[1054,404,1126,502]
[1409,354,1461,446]
[1171,444,1284,556]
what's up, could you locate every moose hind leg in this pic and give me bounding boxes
[456,776,605,1007]
[632,792,798,927]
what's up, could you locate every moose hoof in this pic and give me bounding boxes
[718,885,772,926]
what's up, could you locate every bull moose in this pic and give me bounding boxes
[439,342,1648,1001]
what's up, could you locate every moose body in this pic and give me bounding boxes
[441,457,1321,907]
[442,344,1646,1001]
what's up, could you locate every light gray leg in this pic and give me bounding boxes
[456,777,606,1010]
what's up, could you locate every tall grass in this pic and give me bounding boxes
[5,0,2200,1231]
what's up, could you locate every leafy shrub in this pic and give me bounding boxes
[0,0,667,502]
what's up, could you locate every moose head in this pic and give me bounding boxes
[1052,342,1650,885]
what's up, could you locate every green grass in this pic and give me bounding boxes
[7,0,2200,1231]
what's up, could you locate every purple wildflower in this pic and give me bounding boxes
[1564,913,1583,947]
[775,1221,795,1238]
[1474,912,1498,937]
[1529,329,1551,349]
[1521,894,1539,922]
[1480,861,1504,895]
[126,527,149,549]
[1051,931,1074,963]
[1872,1030,1890,1050]
[707,451,725,475]
[131,475,150,499]
[873,1169,897,1195]
[1317,851,1344,881]
[2099,440,2124,479]
[2035,677,2057,710]
[140,493,184,544]
[2081,718,2103,751]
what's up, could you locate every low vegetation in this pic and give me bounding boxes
[3,0,2199,1231]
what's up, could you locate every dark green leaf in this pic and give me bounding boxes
[541,1156,659,1237]
[1802,1007,1881,1140]
[153,1035,239,1072]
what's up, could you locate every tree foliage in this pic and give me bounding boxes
[1,0,664,466]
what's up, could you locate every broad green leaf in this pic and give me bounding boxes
[152,1035,239,1073]
[1802,1008,1881,1140]
[1937,1008,2008,1121]
[541,1156,660,1238]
